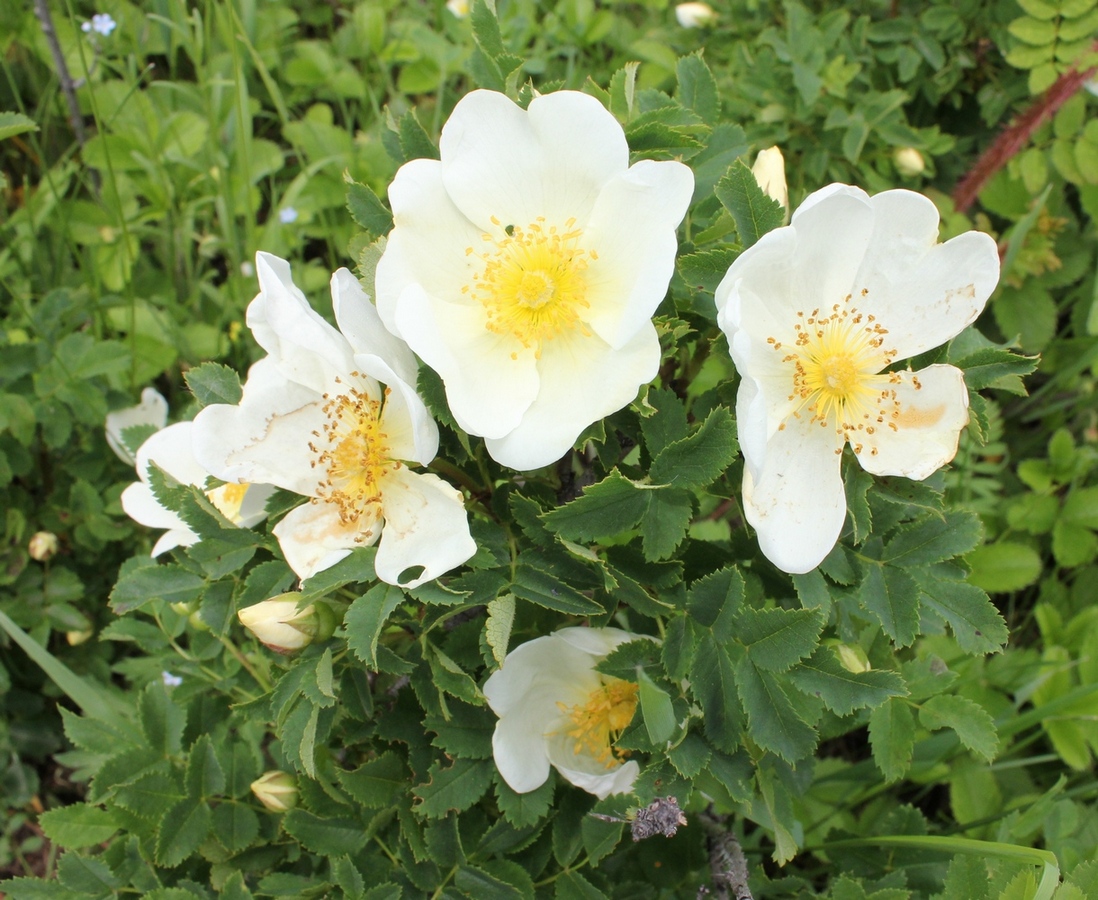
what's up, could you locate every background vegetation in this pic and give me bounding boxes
[0,0,1097,897]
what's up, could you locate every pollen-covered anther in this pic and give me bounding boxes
[556,679,639,768]
[313,388,397,525]
[468,217,595,354]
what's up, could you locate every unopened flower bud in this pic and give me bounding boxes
[835,643,871,674]
[66,628,93,646]
[751,147,789,221]
[894,147,925,178]
[250,771,298,812]
[675,2,717,28]
[446,0,470,17]
[28,531,59,562]
[238,594,335,654]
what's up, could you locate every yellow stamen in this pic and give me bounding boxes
[556,679,639,768]
[466,217,593,355]
[206,482,250,523]
[775,299,903,440]
[310,382,398,527]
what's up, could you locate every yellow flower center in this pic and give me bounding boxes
[771,298,906,455]
[465,217,595,357]
[206,482,250,523]
[309,378,399,527]
[557,679,639,767]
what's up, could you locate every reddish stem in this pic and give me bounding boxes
[952,43,1098,213]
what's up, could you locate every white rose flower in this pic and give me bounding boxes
[192,253,476,587]
[105,386,168,465]
[715,184,1000,574]
[120,421,274,556]
[484,627,642,800]
[375,89,694,471]
[675,2,717,28]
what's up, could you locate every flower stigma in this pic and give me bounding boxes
[556,678,639,767]
[465,217,595,357]
[774,297,907,453]
[309,378,399,527]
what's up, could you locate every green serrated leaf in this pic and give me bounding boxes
[882,509,982,567]
[485,593,516,667]
[735,657,817,762]
[339,751,406,809]
[495,774,554,829]
[541,470,651,541]
[0,111,38,141]
[789,648,907,716]
[345,583,404,669]
[39,804,119,849]
[154,798,211,866]
[185,734,226,799]
[860,563,921,648]
[56,852,121,894]
[919,694,999,761]
[183,362,242,407]
[868,698,915,782]
[413,758,494,819]
[109,558,205,615]
[512,564,604,615]
[920,573,1009,653]
[344,172,393,236]
[736,606,823,672]
[636,668,676,744]
[649,405,738,489]
[469,0,505,57]
[640,488,693,561]
[212,802,260,854]
[283,808,368,857]
[676,53,720,124]
[715,159,785,248]
[690,636,744,752]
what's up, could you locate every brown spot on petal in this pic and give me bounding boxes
[896,402,945,429]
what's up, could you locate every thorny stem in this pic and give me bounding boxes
[698,810,753,900]
[32,0,88,149]
[952,42,1098,213]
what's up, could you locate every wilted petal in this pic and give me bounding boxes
[374,468,475,589]
[273,499,380,582]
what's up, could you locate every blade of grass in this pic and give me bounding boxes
[0,609,130,730]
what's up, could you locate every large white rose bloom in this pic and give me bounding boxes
[715,184,1000,574]
[192,253,476,588]
[484,627,642,800]
[121,421,274,556]
[375,89,694,471]
[106,386,168,465]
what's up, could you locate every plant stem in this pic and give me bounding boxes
[953,44,1098,212]
[32,0,87,148]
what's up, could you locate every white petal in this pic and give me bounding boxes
[728,328,799,479]
[248,253,356,395]
[483,634,600,717]
[331,267,420,388]
[105,387,168,465]
[374,468,475,588]
[392,283,539,440]
[121,482,191,534]
[854,365,970,480]
[718,185,875,349]
[485,325,660,471]
[491,707,553,794]
[375,158,488,338]
[439,90,628,232]
[192,357,325,496]
[135,422,210,487]
[549,749,639,799]
[363,353,439,466]
[273,499,380,581]
[582,160,694,348]
[236,483,278,528]
[152,529,195,556]
[853,191,1000,358]
[742,411,847,574]
[554,626,638,659]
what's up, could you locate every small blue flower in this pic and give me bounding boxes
[82,13,117,37]
[279,206,299,224]
[162,671,183,687]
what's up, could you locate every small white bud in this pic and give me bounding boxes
[751,146,789,221]
[446,0,470,17]
[675,2,717,28]
[238,594,334,654]
[250,771,299,812]
[28,531,59,562]
[893,147,925,178]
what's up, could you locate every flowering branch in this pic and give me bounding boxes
[952,43,1098,213]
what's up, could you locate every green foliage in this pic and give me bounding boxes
[0,0,1094,896]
